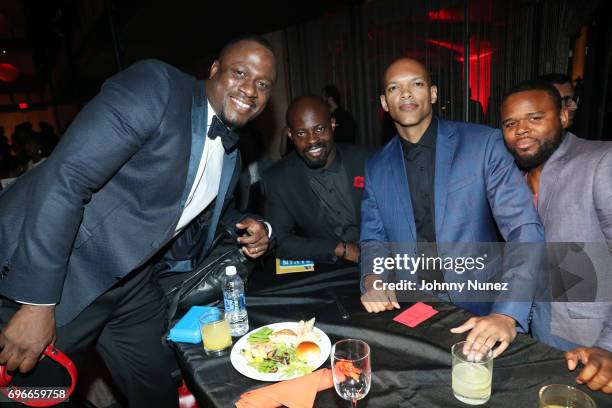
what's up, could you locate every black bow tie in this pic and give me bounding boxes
[207,115,239,153]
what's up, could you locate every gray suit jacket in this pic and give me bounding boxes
[531,132,612,351]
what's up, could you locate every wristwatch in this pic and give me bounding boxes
[341,241,347,259]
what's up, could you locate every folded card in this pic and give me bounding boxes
[393,302,438,328]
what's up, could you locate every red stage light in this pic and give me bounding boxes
[0,63,18,82]
[427,9,463,22]
[426,37,492,114]
[427,1,492,23]
[18,102,28,110]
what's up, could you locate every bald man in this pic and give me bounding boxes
[360,58,544,359]
[264,96,372,265]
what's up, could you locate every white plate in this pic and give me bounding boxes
[230,322,331,381]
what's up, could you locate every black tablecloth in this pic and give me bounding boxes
[172,265,610,407]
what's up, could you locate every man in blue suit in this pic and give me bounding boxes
[360,58,544,358]
[0,37,276,406]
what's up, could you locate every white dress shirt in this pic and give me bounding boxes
[174,102,225,234]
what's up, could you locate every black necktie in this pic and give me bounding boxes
[207,115,239,153]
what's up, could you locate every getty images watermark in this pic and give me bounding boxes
[370,252,510,293]
[361,242,612,303]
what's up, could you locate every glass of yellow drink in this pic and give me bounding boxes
[199,310,232,356]
[451,340,493,405]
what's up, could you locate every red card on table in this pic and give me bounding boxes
[393,302,438,328]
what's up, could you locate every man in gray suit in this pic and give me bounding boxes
[0,37,276,405]
[501,80,612,394]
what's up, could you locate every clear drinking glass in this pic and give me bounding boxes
[539,384,596,408]
[451,340,494,405]
[331,339,371,408]
[199,310,232,356]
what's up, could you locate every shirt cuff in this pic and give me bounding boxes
[16,300,56,306]
[262,221,273,238]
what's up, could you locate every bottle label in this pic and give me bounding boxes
[224,294,245,312]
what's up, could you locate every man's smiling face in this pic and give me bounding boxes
[501,89,568,171]
[207,40,276,129]
[287,96,336,169]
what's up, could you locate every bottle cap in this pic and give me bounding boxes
[225,265,237,276]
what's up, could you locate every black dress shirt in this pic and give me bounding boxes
[307,149,360,243]
[399,117,446,292]
[400,117,437,243]
[264,143,371,264]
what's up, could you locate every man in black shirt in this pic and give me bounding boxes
[264,96,371,264]
[360,58,544,359]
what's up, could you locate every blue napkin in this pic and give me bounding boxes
[167,306,220,344]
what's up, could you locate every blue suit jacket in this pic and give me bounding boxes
[0,60,243,326]
[360,118,544,329]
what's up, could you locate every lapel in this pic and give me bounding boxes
[434,119,458,239]
[538,132,573,223]
[180,80,208,207]
[158,80,207,243]
[389,136,417,240]
[183,80,239,251]
[204,149,238,249]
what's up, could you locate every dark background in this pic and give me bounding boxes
[0,0,610,144]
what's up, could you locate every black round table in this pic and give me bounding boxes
[171,265,610,407]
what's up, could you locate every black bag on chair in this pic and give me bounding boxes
[156,219,252,322]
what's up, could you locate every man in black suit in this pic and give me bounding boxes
[0,37,275,406]
[264,96,371,265]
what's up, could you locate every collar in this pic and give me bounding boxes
[400,116,438,154]
[543,131,574,165]
[207,100,215,130]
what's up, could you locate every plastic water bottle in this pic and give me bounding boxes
[223,265,249,336]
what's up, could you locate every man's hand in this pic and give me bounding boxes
[360,275,400,313]
[236,218,269,259]
[565,347,612,394]
[0,304,56,373]
[344,243,360,263]
[334,242,360,263]
[450,313,516,360]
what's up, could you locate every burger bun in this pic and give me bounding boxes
[296,341,321,362]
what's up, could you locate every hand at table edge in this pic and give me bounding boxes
[565,346,612,394]
[450,312,517,360]
[360,274,400,313]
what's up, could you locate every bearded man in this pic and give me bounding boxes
[264,96,371,265]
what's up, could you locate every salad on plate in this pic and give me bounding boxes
[239,318,323,378]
